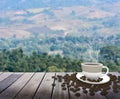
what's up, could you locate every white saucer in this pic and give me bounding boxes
[76,73,110,84]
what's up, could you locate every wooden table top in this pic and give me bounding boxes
[0,72,119,99]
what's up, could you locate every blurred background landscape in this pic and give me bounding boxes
[0,0,120,72]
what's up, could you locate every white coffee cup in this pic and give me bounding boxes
[81,62,109,80]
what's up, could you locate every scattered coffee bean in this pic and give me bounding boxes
[61,83,65,87]
[107,73,112,76]
[111,75,117,81]
[67,84,71,87]
[113,85,118,89]
[55,78,57,80]
[75,93,81,97]
[100,91,108,96]
[80,76,86,80]
[90,92,95,96]
[62,87,66,90]
[82,87,86,90]
[87,78,103,82]
[52,76,57,80]
[52,83,56,87]
[70,87,74,91]
[83,89,88,94]
[52,73,120,97]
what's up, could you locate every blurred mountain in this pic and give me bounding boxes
[0,0,120,60]
[0,0,119,11]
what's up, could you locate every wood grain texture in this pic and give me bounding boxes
[0,73,22,94]
[0,72,3,75]
[33,73,55,99]
[14,72,45,99]
[0,73,33,99]
[0,72,13,82]
[0,72,119,99]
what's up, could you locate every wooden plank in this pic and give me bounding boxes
[52,73,69,99]
[0,72,13,82]
[33,73,55,99]
[0,73,34,99]
[0,73,23,94]
[0,72,118,99]
[0,72,3,75]
[109,72,119,75]
[14,72,45,99]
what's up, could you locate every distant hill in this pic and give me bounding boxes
[0,0,119,11]
[0,0,120,61]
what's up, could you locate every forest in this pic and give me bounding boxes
[1,34,120,60]
[0,45,120,72]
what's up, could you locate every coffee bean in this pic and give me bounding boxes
[67,84,71,87]
[52,83,56,87]
[83,89,88,94]
[62,87,66,90]
[80,76,86,80]
[111,75,117,81]
[52,76,55,78]
[113,85,117,89]
[61,83,65,87]
[82,87,86,90]
[70,88,77,93]
[75,93,81,97]
[52,76,57,80]
[100,91,108,96]
[55,78,57,80]
[107,73,112,76]
[90,92,95,96]
[70,87,74,91]
[87,77,103,82]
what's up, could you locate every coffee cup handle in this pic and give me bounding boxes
[102,66,109,75]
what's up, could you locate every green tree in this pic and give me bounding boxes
[99,45,120,71]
